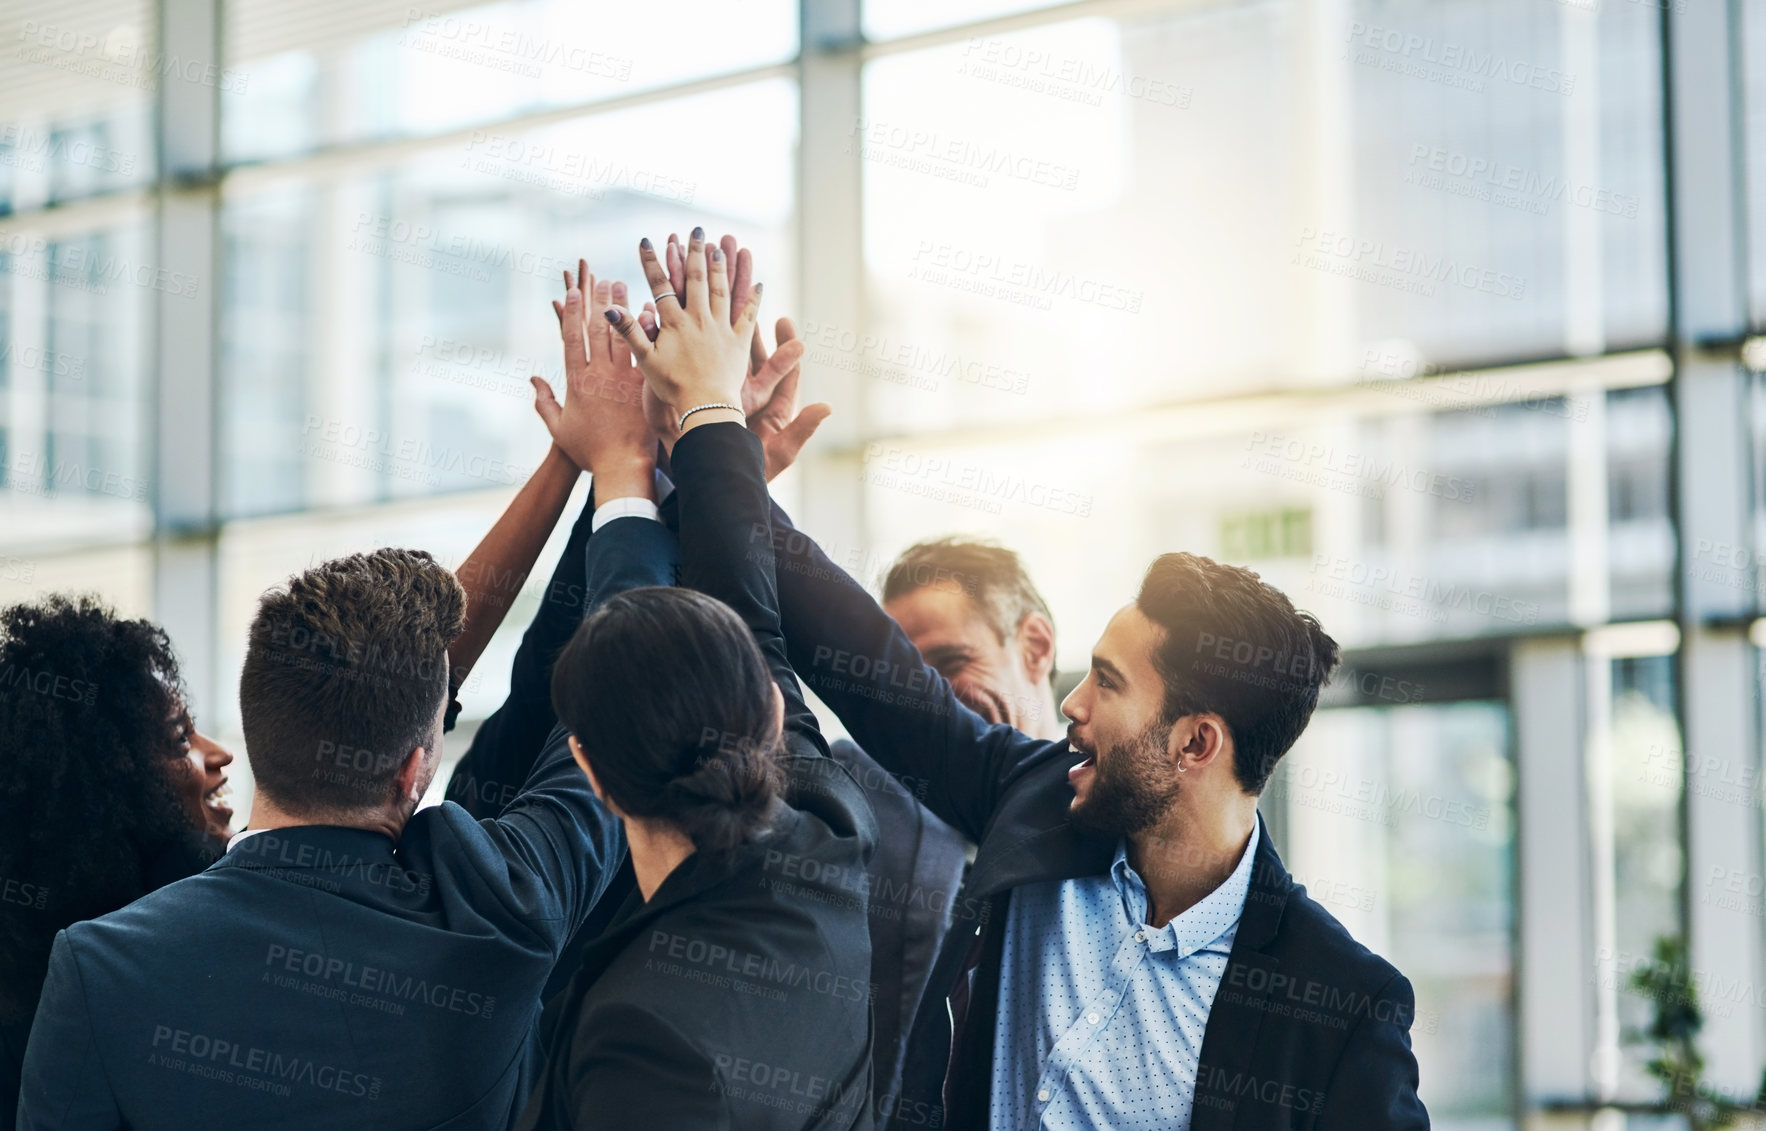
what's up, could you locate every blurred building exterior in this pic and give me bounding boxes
[3,0,1765,1126]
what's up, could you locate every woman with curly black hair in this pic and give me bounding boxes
[0,594,235,1128]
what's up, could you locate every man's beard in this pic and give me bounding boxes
[1069,720,1182,838]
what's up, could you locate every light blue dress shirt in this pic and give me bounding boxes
[990,818,1261,1130]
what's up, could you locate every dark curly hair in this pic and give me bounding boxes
[0,595,217,1022]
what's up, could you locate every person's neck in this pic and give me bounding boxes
[247,793,409,843]
[1126,794,1258,929]
[627,819,697,901]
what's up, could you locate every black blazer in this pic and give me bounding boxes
[514,424,876,1131]
[767,504,1430,1131]
[14,522,666,1131]
[826,739,966,1115]
[647,496,968,1117]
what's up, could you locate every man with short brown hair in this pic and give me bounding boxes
[240,548,465,823]
[772,524,1428,1130]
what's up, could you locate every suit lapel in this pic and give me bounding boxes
[1191,830,1293,1131]
[1191,951,1279,1131]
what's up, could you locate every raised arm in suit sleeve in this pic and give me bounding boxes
[754,497,1050,843]
[669,422,825,760]
[16,934,124,1130]
[455,516,678,952]
[446,489,597,818]
[1315,973,1429,1130]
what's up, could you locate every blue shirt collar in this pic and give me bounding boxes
[1109,815,1261,957]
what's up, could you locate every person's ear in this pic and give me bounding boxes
[1170,714,1230,776]
[397,746,427,805]
[1015,613,1057,686]
[770,682,786,740]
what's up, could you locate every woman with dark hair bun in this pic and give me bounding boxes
[551,586,787,859]
[0,595,235,1127]
[515,232,875,1131]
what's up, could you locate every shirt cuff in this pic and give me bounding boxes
[591,496,662,533]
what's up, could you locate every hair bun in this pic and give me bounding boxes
[661,735,784,855]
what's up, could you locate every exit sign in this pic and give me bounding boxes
[1219,507,1312,561]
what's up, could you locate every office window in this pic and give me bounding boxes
[1600,654,1683,1103]
[863,0,1074,41]
[1277,701,1516,1128]
[0,0,158,210]
[856,361,1665,659]
[220,78,799,519]
[0,541,152,615]
[0,219,154,552]
[1744,0,1766,324]
[222,0,799,162]
[856,0,1667,440]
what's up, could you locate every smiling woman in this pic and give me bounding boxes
[0,594,232,1125]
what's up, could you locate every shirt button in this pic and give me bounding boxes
[1037,1088,1051,1103]
[1087,1012,1100,1025]
[1135,930,1147,942]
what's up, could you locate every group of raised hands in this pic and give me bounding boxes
[528,229,834,493]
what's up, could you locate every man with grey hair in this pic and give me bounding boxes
[881,537,1065,741]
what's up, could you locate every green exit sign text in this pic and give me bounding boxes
[1219,507,1312,561]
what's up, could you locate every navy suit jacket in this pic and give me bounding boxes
[14,520,678,1130]
[766,506,1430,1130]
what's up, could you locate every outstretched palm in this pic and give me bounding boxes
[532,259,654,476]
[642,234,831,480]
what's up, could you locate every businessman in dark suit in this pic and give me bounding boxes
[15,285,671,1129]
[761,504,1429,1129]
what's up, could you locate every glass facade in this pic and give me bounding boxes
[4,0,1764,1125]
[1279,701,1515,1125]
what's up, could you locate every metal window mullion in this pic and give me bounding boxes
[1515,638,1599,1119]
[791,0,867,556]
[151,0,224,722]
[1664,0,1765,1096]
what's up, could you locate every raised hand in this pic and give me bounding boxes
[663,233,831,479]
[610,229,759,438]
[531,259,656,495]
[744,318,831,480]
